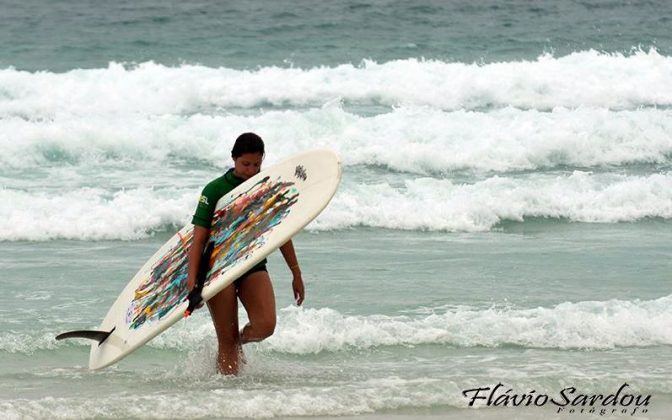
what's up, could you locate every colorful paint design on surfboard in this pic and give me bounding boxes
[125,175,298,330]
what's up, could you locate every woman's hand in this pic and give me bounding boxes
[292,273,305,306]
[279,239,304,305]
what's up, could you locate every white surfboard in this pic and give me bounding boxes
[57,149,341,369]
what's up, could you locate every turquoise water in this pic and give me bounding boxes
[2,0,671,71]
[1,1,671,419]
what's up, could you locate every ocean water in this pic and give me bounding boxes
[1,0,671,419]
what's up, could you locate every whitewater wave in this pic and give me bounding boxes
[0,50,670,118]
[1,106,671,172]
[318,171,672,232]
[2,171,671,241]
[0,187,193,241]
[9,295,672,354]
[263,296,672,353]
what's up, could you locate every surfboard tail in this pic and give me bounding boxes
[55,327,116,346]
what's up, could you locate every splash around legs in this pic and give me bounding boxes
[207,271,276,375]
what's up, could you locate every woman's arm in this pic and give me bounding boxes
[279,239,304,305]
[187,225,210,291]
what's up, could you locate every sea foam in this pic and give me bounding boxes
[2,50,672,240]
[11,295,672,354]
[263,296,672,353]
[0,49,670,118]
[0,378,463,418]
[1,106,671,172]
[2,171,671,240]
[317,171,672,232]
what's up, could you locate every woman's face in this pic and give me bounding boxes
[233,152,263,180]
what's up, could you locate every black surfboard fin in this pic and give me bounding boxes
[55,327,116,346]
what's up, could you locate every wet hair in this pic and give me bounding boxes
[231,132,265,158]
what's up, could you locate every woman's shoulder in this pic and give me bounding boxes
[201,169,235,198]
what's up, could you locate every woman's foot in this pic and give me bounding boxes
[216,347,240,375]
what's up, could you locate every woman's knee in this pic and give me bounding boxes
[208,285,239,344]
[257,316,276,338]
[245,315,276,341]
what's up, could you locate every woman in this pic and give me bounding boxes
[186,132,304,375]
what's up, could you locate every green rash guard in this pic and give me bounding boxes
[191,168,267,268]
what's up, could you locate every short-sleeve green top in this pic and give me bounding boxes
[192,168,267,268]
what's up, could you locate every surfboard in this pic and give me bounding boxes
[56,149,341,370]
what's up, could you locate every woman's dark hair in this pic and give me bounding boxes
[231,132,265,158]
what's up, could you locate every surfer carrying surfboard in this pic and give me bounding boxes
[186,132,305,375]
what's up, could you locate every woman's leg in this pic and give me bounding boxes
[237,271,276,344]
[207,283,241,374]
